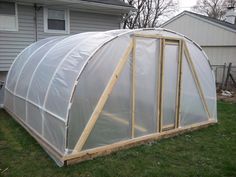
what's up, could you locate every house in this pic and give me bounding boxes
[0,0,132,105]
[0,0,132,80]
[161,10,236,66]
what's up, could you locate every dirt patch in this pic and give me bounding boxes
[217,88,236,103]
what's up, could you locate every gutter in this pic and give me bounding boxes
[56,0,135,13]
[33,4,42,42]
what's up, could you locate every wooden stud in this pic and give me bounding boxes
[162,123,175,131]
[156,39,162,132]
[158,39,165,133]
[131,37,136,138]
[165,39,179,45]
[178,40,184,128]
[72,41,134,153]
[175,40,183,128]
[183,41,211,119]
[133,33,182,41]
[134,33,162,39]
[161,36,182,41]
[165,42,179,45]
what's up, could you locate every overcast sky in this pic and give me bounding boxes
[159,0,198,25]
[179,0,197,11]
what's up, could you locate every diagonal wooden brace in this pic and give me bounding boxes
[72,40,134,153]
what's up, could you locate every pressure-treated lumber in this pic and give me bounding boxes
[131,37,136,138]
[134,33,162,39]
[162,123,175,131]
[159,39,165,132]
[72,41,134,153]
[156,39,162,132]
[64,119,217,165]
[175,40,183,128]
[165,41,179,45]
[183,41,211,119]
[134,33,182,41]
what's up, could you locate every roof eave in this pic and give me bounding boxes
[17,0,134,14]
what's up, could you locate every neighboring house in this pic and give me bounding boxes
[161,10,236,66]
[0,0,132,105]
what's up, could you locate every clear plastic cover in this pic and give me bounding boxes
[83,55,132,150]
[162,44,178,127]
[6,37,55,91]
[134,38,159,137]
[180,54,208,126]
[4,29,217,165]
[67,34,132,150]
[186,41,216,119]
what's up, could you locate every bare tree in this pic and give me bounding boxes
[192,0,236,19]
[122,0,178,29]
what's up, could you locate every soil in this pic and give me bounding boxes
[217,88,236,103]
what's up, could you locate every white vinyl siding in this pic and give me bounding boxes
[162,13,236,66]
[163,14,236,46]
[202,46,236,65]
[0,4,121,71]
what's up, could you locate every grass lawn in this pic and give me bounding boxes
[0,101,236,177]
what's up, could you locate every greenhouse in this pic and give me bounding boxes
[4,29,217,166]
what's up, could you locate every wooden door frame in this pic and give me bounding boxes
[159,38,182,132]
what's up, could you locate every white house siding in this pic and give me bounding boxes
[202,46,236,65]
[163,14,236,46]
[0,4,121,72]
[162,14,236,65]
[0,5,35,72]
[0,3,122,105]
[70,11,121,34]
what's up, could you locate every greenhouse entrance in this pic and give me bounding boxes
[133,35,181,135]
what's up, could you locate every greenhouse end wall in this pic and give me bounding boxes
[4,29,217,166]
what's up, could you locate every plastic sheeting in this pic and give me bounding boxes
[67,34,132,150]
[162,44,178,127]
[180,54,208,126]
[83,55,132,150]
[4,29,217,165]
[134,38,159,137]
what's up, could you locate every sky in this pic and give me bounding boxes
[178,0,198,12]
[159,0,198,24]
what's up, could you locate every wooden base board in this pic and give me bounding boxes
[65,119,217,165]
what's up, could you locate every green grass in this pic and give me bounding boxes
[0,101,236,177]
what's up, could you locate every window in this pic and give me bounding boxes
[0,2,18,31]
[44,8,69,34]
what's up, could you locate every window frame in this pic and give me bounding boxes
[43,7,70,34]
[0,2,18,32]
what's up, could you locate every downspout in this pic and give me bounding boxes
[34,4,42,41]
[34,3,38,41]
